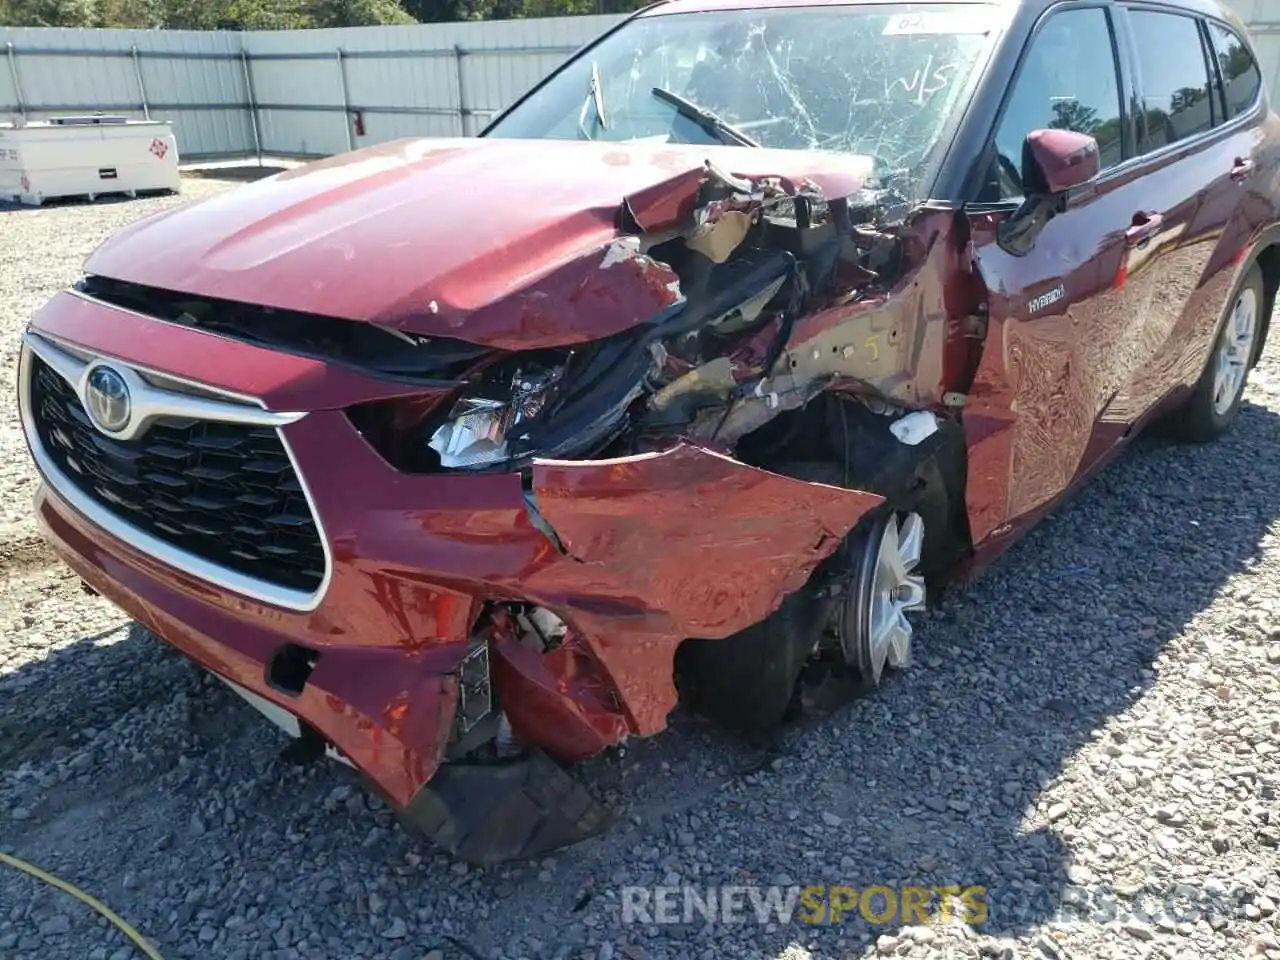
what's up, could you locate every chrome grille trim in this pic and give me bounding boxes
[19,331,333,612]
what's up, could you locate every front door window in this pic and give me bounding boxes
[986,7,1124,201]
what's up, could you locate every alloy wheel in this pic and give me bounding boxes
[1212,285,1259,416]
[838,512,927,686]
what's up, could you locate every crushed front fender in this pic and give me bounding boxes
[523,443,884,736]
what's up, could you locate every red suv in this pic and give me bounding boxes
[19,0,1278,862]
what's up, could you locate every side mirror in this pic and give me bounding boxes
[1023,128,1101,194]
[998,129,1100,256]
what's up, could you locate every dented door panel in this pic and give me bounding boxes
[965,176,1147,545]
[1116,125,1269,416]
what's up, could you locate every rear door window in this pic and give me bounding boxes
[1206,20,1262,120]
[1128,10,1215,151]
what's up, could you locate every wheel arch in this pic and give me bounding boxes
[735,392,975,580]
[1250,241,1280,368]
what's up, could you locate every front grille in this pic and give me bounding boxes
[29,356,325,593]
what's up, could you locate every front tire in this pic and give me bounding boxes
[677,504,928,736]
[676,590,822,739]
[839,511,927,688]
[1166,264,1264,442]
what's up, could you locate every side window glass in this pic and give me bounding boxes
[1208,21,1262,120]
[989,8,1123,200]
[1129,10,1214,150]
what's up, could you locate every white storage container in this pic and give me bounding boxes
[0,115,181,206]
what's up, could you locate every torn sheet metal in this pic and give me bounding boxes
[527,444,884,733]
[490,630,631,762]
[83,137,876,353]
[445,242,683,348]
[600,236,643,269]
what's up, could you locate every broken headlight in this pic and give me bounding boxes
[347,329,656,474]
[428,364,565,469]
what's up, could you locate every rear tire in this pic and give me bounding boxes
[1165,264,1264,442]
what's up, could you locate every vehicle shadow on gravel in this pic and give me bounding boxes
[0,617,203,775]
[2,398,1279,960]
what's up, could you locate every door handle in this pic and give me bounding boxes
[1231,157,1255,183]
[1125,211,1164,248]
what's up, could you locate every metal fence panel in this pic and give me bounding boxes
[0,25,252,158]
[1236,0,1280,106]
[238,16,619,147]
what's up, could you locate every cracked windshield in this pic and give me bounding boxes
[486,3,998,200]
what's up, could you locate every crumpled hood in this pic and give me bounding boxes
[84,137,871,349]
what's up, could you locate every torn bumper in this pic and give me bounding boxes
[31,427,880,795]
[30,432,881,855]
[402,750,613,864]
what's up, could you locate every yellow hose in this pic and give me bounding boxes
[0,851,164,960]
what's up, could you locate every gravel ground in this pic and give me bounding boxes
[2,173,1279,960]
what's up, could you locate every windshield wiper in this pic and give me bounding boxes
[590,61,608,129]
[650,86,760,148]
[578,61,607,139]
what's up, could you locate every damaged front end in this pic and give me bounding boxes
[404,605,619,864]
[337,154,979,862]
[30,0,1006,864]
[53,140,983,864]
[351,154,938,478]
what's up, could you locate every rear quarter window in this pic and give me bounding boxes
[1207,20,1262,120]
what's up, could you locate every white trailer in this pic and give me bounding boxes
[0,115,180,206]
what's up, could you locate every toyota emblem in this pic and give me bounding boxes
[84,365,132,434]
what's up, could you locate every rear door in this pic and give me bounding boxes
[962,2,1153,545]
[1114,8,1271,415]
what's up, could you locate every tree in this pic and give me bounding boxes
[1049,99,1100,136]
[94,0,164,27]
[4,0,97,27]
[402,0,483,23]
[0,0,651,28]
[308,0,414,27]
[1170,85,1206,114]
[0,0,418,27]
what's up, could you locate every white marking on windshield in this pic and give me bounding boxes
[881,10,995,36]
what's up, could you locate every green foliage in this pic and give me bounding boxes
[6,0,98,27]
[311,0,415,28]
[0,0,648,27]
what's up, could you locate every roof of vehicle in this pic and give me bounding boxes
[636,0,1245,26]
[638,0,1009,14]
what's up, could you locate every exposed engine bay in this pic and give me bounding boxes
[324,158,972,486]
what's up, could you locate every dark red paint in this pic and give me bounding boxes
[29,298,884,801]
[84,139,869,350]
[1024,128,1102,194]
